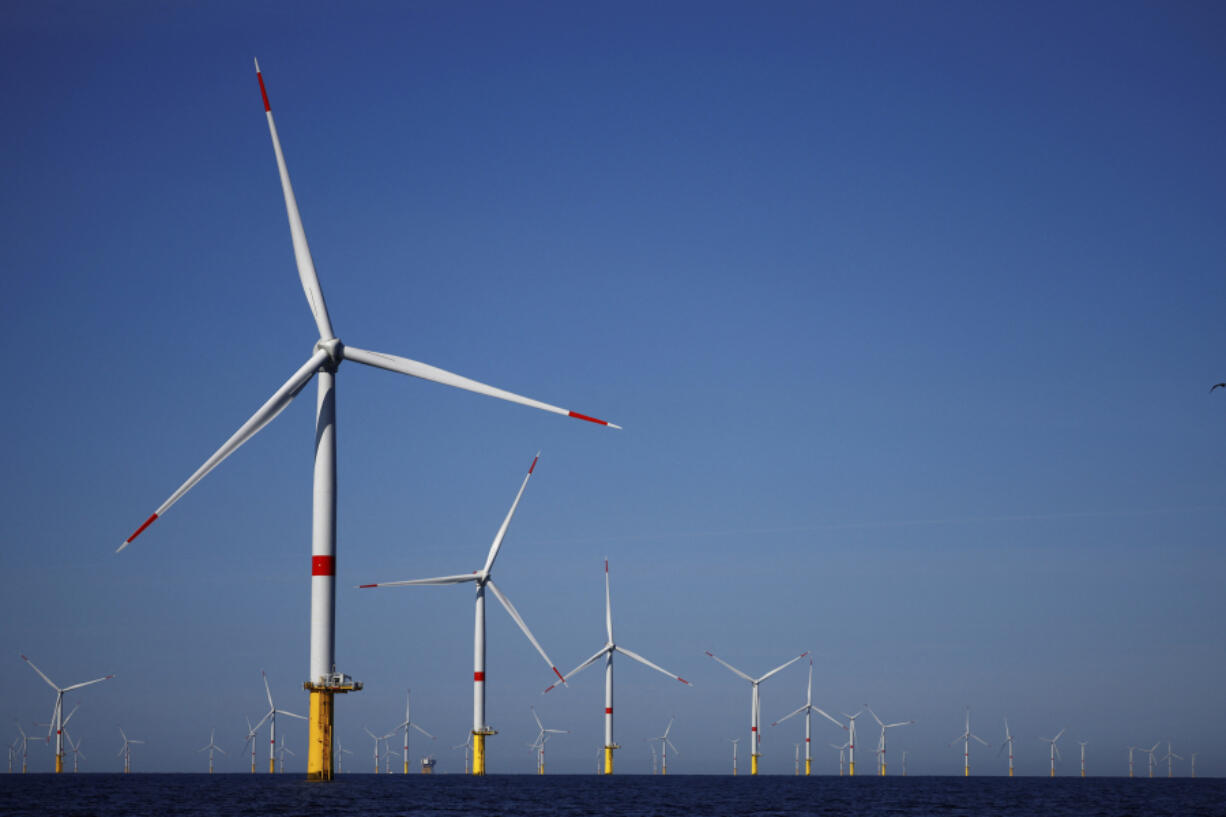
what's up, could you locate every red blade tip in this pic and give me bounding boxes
[567,411,620,429]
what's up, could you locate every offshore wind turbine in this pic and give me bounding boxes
[394,690,434,774]
[950,708,989,776]
[1140,741,1159,778]
[706,649,808,775]
[865,705,913,776]
[530,706,567,775]
[902,750,909,777]
[772,658,836,776]
[832,741,847,776]
[336,743,353,774]
[649,742,657,775]
[999,718,1016,777]
[452,733,472,775]
[363,727,385,774]
[1039,728,1066,777]
[1128,745,1137,778]
[1191,752,1197,778]
[727,737,740,775]
[116,60,619,782]
[198,728,227,773]
[544,560,691,775]
[20,655,113,773]
[242,716,259,773]
[829,711,864,776]
[278,736,295,773]
[13,723,37,774]
[116,728,143,773]
[650,716,679,775]
[252,671,306,773]
[67,734,84,773]
[1077,740,1088,777]
[1159,741,1181,777]
[359,454,562,774]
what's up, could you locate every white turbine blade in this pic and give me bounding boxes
[358,573,478,589]
[666,738,679,755]
[813,706,845,731]
[63,674,114,693]
[530,706,544,731]
[249,711,271,737]
[411,723,433,739]
[480,453,539,576]
[886,721,913,729]
[262,670,275,710]
[971,733,989,747]
[865,706,884,728]
[604,560,613,644]
[486,579,566,684]
[614,646,691,686]
[253,60,334,341]
[118,349,329,551]
[1053,728,1066,742]
[773,705,807,727]
[19,655,59,691]
[216,746,228,756]
[1054,744,1062,761]
[545,645,611,693]
[341,345,621,429]
[663,717,674,739]
[704,651,754,683]
[278,709,307,721]
[364,727,378,740]
[758,651,809,684]
[60,705,79,728]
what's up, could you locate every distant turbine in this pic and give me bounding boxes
[336,742,353,774]
[772,658,838,776]
[67,734,84,773]
[999,718,1016,777]
[1077,740,1088,777]
[901,749,909,777]
[116,59,620,783]
[649,742,658,775]
[950,708,989,776]
[251,671,306,773]
[20,654,113,773]
[650,716,679,775]
[831,741,848,776]
[278,736,296,773]
[394,690,434,774]
[726,737,740,775]
[1039,728,1066,777]
[198,728,227,774]
[706,649,808,775]
[545,560,691,775]
[1191,752,1197,778]
[116,728,144,773]
[530,706,567,775]
[1140,741,1159,778]
[1127,745,1137,778]
[837,711,865,776]
[242,716,259,773]
[13,723,38,774]
[360,454,561,774]
[1159,741,1181,778]
[865,705,913,776]
[363,727,385,774]
[452,733,472,775]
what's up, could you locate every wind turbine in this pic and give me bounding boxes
[832,741,848,776]
[359,454,562,774]
[1159,741,1181,777]
[705,649,808,775]
[199,728,227,773]
[950,708,989,776]
[901,750,909,777]
[530,706,567,775]
[544,560,691,775]
[1191,752,1197,778]
[772,658,837,776]
[7,738,14,774]
[999,718,1016,777]
[650,716,679,775]
[1140,741,1159,778]
[13,723,38,774]
[278,736,295,773]
[649,742,657,774]
[1039,728,1066,777]
[727,737,740,775]
[116,60,619,782]
[865,705,913,776]
[20,655,113,773]
[822,712,863,775]
[452,733,472,775]
[242,716,259,773]
[116,728,143,773]
[1077,740,1088,777]
[363,727,384,774]
[1128,745,1137,778]
[67,734,84,773]
[394,690,434,774]
[252,671,306,773]
[336,743,353,774]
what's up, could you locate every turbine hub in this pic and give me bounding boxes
[315,337,344,368]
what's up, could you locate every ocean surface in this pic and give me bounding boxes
[1,774,1222,817]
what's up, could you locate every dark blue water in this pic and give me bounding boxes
[0,774,1221,817]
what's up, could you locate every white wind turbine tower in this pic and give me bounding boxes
[648,743,657,774]
[1191,752,1197,778]
[452,734,472,775]
[359,454,563,775]
[117,728,143,773]
[705,649,808,776]
[1077,740,1088,777]
[999,718,1016,777]
[336,743,353,774]
[832,741,848,776]
[950,708,989,776]
[902,750,909,777]
[363,727,384,774]
[865,705,913,776]
[250,671,306,773]
[772,658,837,776]
[544,560,692,775]
[1127,745,1137,778]
[278,736,295,773]
[116,60,619,782]
[726,737,740,775]
[1159,741,1181,777]
[530,706,567,775]
[824,711,863,776]
[242,716,260,773]
[1140,741,1159,778]
[394,690,434,774]
[67,735,84,773]
[20,655,113,773]
[199,728,227,773]
[650,716,679,775]
[1039,728,1066,777]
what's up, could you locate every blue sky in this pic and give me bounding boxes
[2,1,1224,775]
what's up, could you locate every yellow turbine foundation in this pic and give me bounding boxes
[751,754,759,776]
[881,763,886,776]
[55,754,63,774]
[604,745,616,775]
[472,729,495,775]
[305,679,360,781]
[849,760,855,776]
[805,757,811,776]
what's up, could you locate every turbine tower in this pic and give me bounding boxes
[950,708,989,776]
[363,727,385,774]
[705,649,808,775]
[394,690,434,774]
[999,718,1017,777]
[865,705,913,776]
[772,658,837,776]
[198,729,227,773]
[1140,742,1159,778]
[1039,728,1066,777]
[250,671,306,773]
[831,741,848,776]
[1128,745,1137,778]
[650,716,679,775]
[359,454,563,774]
[1159,741,1181,777]
[544,560,691,775]
[1078,740,1088,777]
[278,736,295,773]
[20,655,113,773]
[117,60,619,781]
[726,737,740,775]
[530,706,567,774]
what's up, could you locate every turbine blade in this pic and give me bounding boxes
[758,651,809,683]
[278,710,307,721]
[341,345,620,429]
[118,349,329,551]
[480,453,539,576]
[63,675,114,693]
[813,707,845,730]
[604,559,613,644]
[19,655,58,691]
[545,645,611,693]
[614,646,691,686]
[254,60,335,341]
[358,574,479,588]
[262,670,275,710]
[411,723,433,739]
[486,579,564,683]
[972,733,989,747]
[704,651,754,683]
[530,706,544,731]
[1053,728,1066,742]
[773,705,807,726]
[865,706,884,728]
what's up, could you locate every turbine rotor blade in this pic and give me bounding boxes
[486,579,564,682]
[63,675,114,693]
[341,345,620,429]
[773,705,807,726]
[118,349,329,551]
[604,559,613,644]
[358,574,478,589]
[813,707,845,730]
[481,454,539,576]
[254,60,334,341]
[411,723,433,739]
[278,710,307,721]
[545,645,611,693]
[19,655,59,691]
[614,646,691,686]
[704,651,754,683]
[758,651,809,683]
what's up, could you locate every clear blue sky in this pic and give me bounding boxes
[3,1,1223,776]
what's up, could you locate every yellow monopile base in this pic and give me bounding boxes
[270,756,276,774]
[473,732,486,776]
[751,754,759,776]
[604,745,616,775]
[964,767,969,777]
[805,758,811,776]
[55,754,63,774]
[404,759,409,775]
[1010,768,1014,777]
[881,763,886,776]
[849,760,855,777]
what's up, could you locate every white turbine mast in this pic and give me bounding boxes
[545,560,691,775]
[726,737,740,775]
[20,654,113,774]
[278,736,296,773]
[706,649,808,776]
[359,454,559,775]
[1039,728,1066,777]
[1077,739,1088,778]
[393,690,434,775]
[865,704,914,776]
[831,741,848,776]
[452,733,473,775]
[1140,741,1159,778]
[117,59,619,782]
[950,707,989,776]
[1159,741,1182,778]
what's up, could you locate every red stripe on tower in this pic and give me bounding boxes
[605,707,613,714]
[311,556,334,576]
[474,672,485,682]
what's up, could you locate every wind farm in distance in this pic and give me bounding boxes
[3,3,1224,806]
